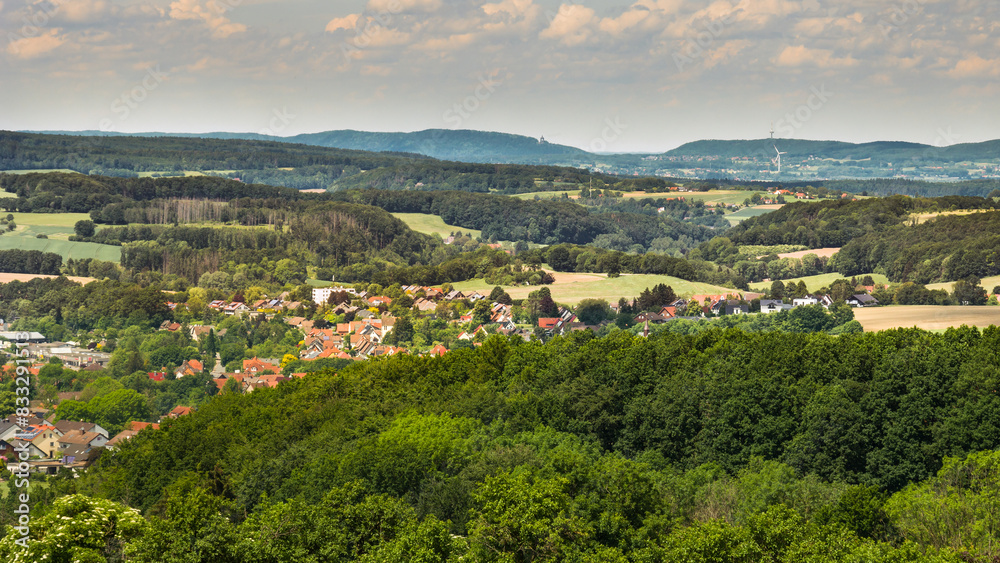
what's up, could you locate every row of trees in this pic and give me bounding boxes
[0,249,62,275]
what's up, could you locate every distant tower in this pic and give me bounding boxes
[769,123,774,139]
[539,135,547,144]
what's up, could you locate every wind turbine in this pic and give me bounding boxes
[773,144,787,173]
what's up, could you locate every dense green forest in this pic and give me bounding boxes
[0,249,62,275]
[0,131,614,193]
[4,327,999,561]
[721,195,998,248]
[831,211,1000,283]
[330,189,716,250]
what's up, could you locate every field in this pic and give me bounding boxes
[910,209,993,225]
[0,273,94,284]
[725,206,777,225]
[1,212,122,262]
[777,247,841,260]
[927,275,1000,293]
[854,306,1000,331]
[391,213,483,239]
[453,271,737,305]
[0,169,80,176]
[510,190,579,200]
[750,272,890,293]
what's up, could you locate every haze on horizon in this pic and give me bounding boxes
[1,0,997,153]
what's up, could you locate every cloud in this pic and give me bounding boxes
[366,0,442,14]
[540,4,595,46]
[59,0,113,23]
[169,0,247,38]
[775,45,857,68]
[6,28,65,58]
[598,6,651,36]
[949,55,1000,78]
[326,14,360,32]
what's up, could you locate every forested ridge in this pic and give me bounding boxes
[831,210,1000,283]
[4,327,999,562]
[723,195,998,248]
[0,131,615,193]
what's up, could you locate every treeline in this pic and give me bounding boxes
[0,172,307,214]
[0,277,170,331]
[331,189,716,250]
[0,249,62,275]
[0,131,620,194]
[23,326,996,562]
[825,177,1000,198]
[832,211,1000,282]
[534,244,747,288]
[723,195,998,247]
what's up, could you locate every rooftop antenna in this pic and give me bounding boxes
[773,144,787,173]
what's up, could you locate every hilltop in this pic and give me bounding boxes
[26,128,1000,182]
[24,128,589,164]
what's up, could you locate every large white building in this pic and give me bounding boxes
[312,286,357,304]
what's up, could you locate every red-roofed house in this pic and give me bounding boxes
[166,406,194,419]
[243,357,280,374]
[538,318,560,330]
[428,344,448,357]
[175,359,203,378]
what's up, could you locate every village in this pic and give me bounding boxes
[0,278,885,477]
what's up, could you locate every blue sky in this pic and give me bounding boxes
[1,0,997,152]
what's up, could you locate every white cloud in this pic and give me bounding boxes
[366,0,442,14]
[58,0,113,23]
[949,55,1000,78]
[775,45,857,68]
[598,6,651,36]
[6,28,65,58]
[326,14,360,32]
[540,4,595,46]
[169,0,247,38]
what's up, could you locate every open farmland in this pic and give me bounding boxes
[854,305,1000,331]
[453,271,736,305]
[750,272,890,293]
[1,212,122,262]
[725,206,778,225]
[776,247,841,260]
[391,213,483,240]
[927,275,1000,293]
[0,273,94,284]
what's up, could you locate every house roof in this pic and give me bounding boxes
[59,430,103,446]
[54,420,101,437]
[168,405,194,417]
[538,317,559,329]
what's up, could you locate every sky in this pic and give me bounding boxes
[1,0,998,152]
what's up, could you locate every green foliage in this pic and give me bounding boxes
[886,450,1000,560]
[0,494,148,563]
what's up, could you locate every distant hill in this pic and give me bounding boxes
[664,138,999,161]
[24,129,1000,181]
[25,129,588,164]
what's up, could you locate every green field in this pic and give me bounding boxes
[391,213,483,240]
[750,272,890,293]
[0,169,80,176]
[1,212,122,262]
[454,272,737,306]
[0,235,122,261]
[725,206,778,225]
[927,275,1000,293]
[510,190,580,200]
